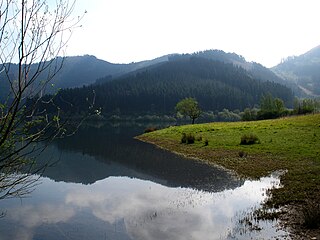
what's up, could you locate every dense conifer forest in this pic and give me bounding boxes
[42,55,294,117]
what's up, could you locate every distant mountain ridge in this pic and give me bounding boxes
[272,45,320,97]
[0,54,169,100]
[1,49,287,91]
[51,54,171,88]
[189,51,287,84]
[2,48,304,107]
[48,54,294,116]
[95,50,286,86]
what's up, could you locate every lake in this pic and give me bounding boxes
[0,123,290,240]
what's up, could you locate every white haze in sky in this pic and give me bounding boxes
[67,0,320,67]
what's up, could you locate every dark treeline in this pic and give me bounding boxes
[39,56,294,117]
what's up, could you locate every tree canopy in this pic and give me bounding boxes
[257,94,286,119]
[175,98,201,124]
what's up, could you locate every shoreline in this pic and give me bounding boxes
[136,114,320,239]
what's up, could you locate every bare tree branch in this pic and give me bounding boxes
[0,0,85,200]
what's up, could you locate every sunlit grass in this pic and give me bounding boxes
[138,114,320,209]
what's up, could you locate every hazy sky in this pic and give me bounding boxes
[67,0,320,67]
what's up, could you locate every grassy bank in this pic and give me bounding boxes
[137,114,320,231]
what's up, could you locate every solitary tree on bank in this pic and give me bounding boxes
[0,0,84,200]
[175,97,202,124]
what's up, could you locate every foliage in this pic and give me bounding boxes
[241,108,258,121]
[144,127,158,133]
[240,133,260,145]
[181,133,195,144]
[293,98,320,115]
[217,108,241,122]
[181,133,187,143]
[198,111,216,122]
[257,94,287,119]
[243,97,320,121]
[175,98,201,124]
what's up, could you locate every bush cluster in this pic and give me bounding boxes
[144,127,158,133]
[181,133,195,144]
[240,133,260,145]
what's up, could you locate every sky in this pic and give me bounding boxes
[66,0,320,67]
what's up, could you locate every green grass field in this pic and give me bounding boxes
[138,114,320,209]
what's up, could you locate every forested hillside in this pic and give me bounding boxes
[186,50,286,84]
[1,49,290,105]
[272,45,320,97]
[0,55,169,101]
[48,56,294,116]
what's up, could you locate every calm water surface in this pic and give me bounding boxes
[0,123,290,240]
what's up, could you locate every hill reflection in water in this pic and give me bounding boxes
[40,123,242,192]
[0,123,290,239]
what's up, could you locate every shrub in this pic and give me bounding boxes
[218,108,241,122]
[144,127,158,133]
[181,133,187,143]
[181,133,195,144]
[196,135,202,141]
[241,108,257,121]
[240,133,260,145]
[186,133,195,144]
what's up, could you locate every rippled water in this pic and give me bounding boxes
[0,123,290,239]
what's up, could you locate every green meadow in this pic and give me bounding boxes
[138,114,320,210]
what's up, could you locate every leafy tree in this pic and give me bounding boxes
[293,98,320,115]
[260,94,275,113]
[175,98,201,124]
[241,108,257,121]
[217,109,241,122]
[258,94,286,119]
[0,0,84,200]
[274,97,285,113]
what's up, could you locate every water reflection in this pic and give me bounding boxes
[0,123,290,239]
[0,173,289,240]
[39,123,241,192]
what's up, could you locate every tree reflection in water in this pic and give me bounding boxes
[0,123,290,239]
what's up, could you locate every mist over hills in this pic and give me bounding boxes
[272,45,320,97]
